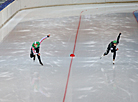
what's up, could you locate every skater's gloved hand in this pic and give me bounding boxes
[47,34,50,37]
[34,53,38,55]
[119,33,121,36]
[38,53,40,56]
[117,48,119,51]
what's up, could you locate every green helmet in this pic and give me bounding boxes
[32,41,40,48]
[113,40,117,44]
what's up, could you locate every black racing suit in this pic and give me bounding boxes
[104,33,121,60]
[30,47,43,65]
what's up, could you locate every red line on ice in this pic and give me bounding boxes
[63,10,86,102]
[63,57,73,102]
[73,11,83,54]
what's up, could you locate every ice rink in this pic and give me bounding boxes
[0,3,138,102]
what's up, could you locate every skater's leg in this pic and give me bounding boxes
[104,48,110,56]
[30,48,36,61]
[30,48,33,58]
[104,43,111,56]
[100,46,110,59]
[37,54,43,66]
[100,49,110,59]
[113,51,116,60]
[113,51,116,64]
[33,55,36,61]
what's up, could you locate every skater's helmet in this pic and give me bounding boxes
[34,41,36,44]
[32,41,40,48]
[113,40,117,44]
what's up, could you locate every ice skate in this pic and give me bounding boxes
[100,54,104,59]
[113,60,115,65]
[40,62,43,66]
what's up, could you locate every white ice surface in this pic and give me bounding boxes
[0,3,138,102]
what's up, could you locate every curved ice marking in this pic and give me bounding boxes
[89,23,94,25]
[35,19,45,21]
[87,32,94,35]
[89,64,94,67]
[62,20,67,23]
[101,68,104,72]
[20,42,26,44]
[4,93,13,98]
[45,52,53,56]
[91,89,97,92]
[125,22,131,24]
[126,17,130,20]
[6,77,14,80]
[85,15,91,19]
[0,72,13,78]
[86,57,99,59]
[92,16,96,18]
[78,95,87,99]
[14,59,17,61]
[83,64,93,67]
[83,29,94,31]
[17,30,30,32]
[125,26,131,28]
[93,27,99,29]
[82,60,97,63]
[28,25,34,26]
[39,89,51,97]
[61,41,67,44]
[0,60,5,62]
[98,81,105,84]
[11,50,25,54]
[122,38,135,43]
[129,78,136,83]
[117,86,131,97]
[54,51,59,53]
[77,87,93,91]
[83,41,96,44]
[65,28,73,30]
[88,75,94,78]
[86,45,95,47]
[0,99,10,101]
[126,55,132,57]
[12,42,18,44]
[20,36,26,38]
[43,87,52,91]
[111,23,119,25]
[53,61,61,65]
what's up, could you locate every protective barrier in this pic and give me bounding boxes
[133,10,138,23]
[0,0,138,29]
[0,0,15,11]
[20,0,138,9]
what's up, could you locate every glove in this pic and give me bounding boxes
[119,33,121,36]
[38,53,40,56]
[117,48,119,51]
[34,53,38,55]
[47,34,50,37]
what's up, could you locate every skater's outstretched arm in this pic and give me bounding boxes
[39,34,50,44]
[117,33,121,44]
